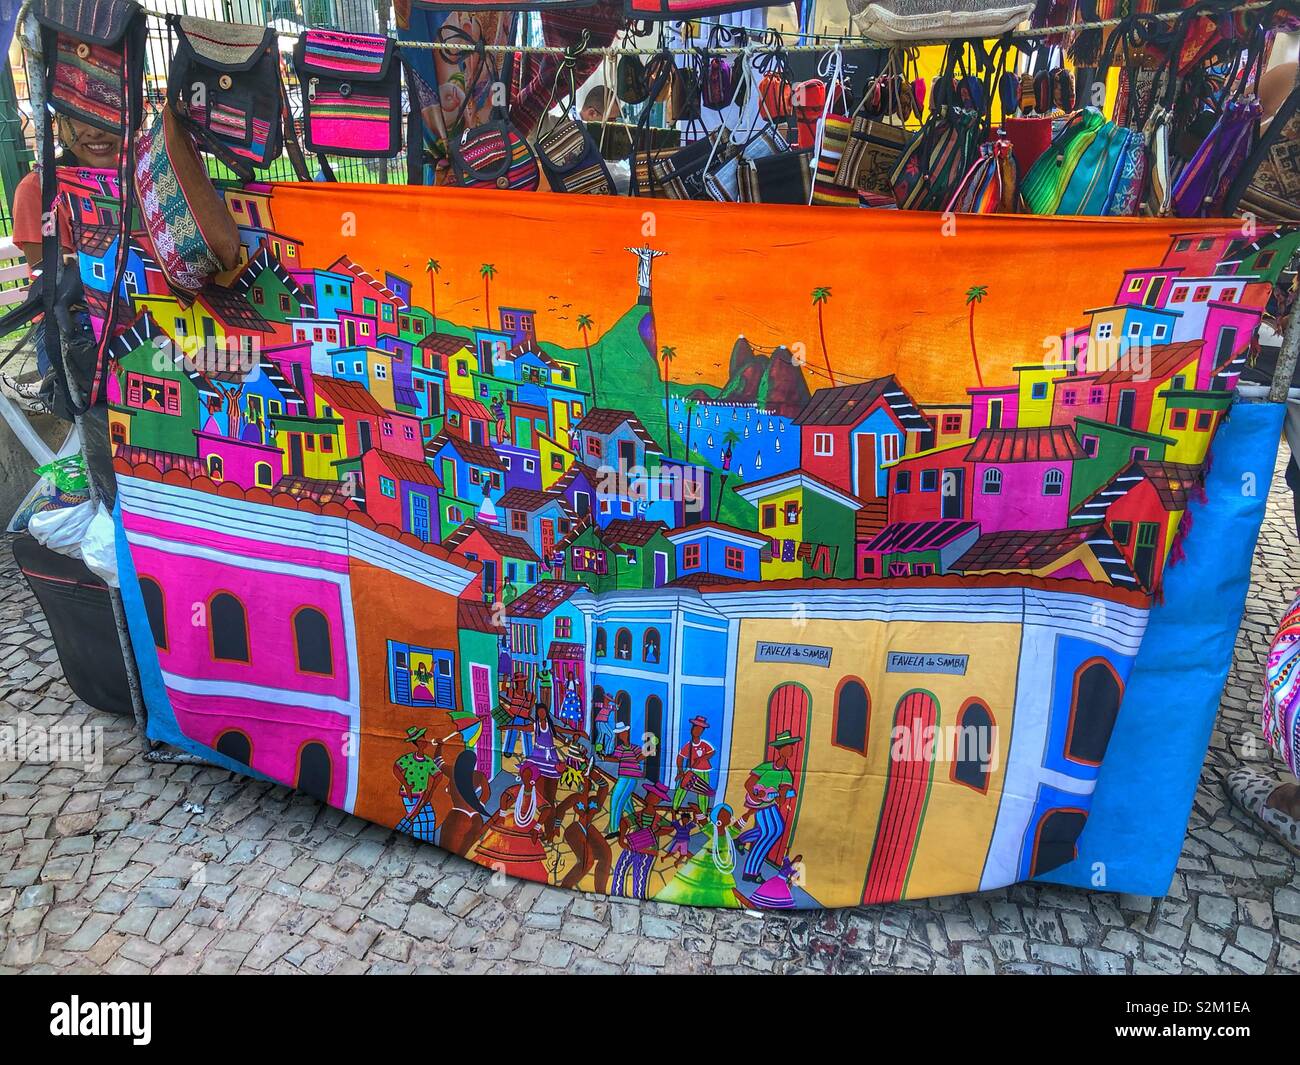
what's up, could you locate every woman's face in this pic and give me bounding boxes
[60,118,123,168]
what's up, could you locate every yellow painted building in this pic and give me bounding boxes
[364,348,396,411]
[740,479,804,579]
[1150,393,1230,465]
[272,414,344,481]
[1141,353,1201,439]
[537,430,576,490]
[1014,364,1071,428]
[446,348,481,399]
[724,613,1017,903]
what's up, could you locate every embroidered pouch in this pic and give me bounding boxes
[294,30,403,159]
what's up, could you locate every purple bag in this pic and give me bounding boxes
[1171,96,1260,217]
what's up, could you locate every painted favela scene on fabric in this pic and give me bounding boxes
[68,171,1293,908]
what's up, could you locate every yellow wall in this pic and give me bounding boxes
[1142,356,1199,437]
[366,349,396,412]
[1086,309,1126,372]
[726,614,1017,903]
[273,422,343,481]
[1015,365,1069,428]
[1153,406,1219,464]
[537,432,575,490]
[753,486,804,579]
[447,351,478,399]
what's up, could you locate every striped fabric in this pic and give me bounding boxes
[1264,590,1300,778]
[945,137,1018,214]
[812,113,860,208]
[53,34,125,131]
[301,29,390,78]
[311,93,396,153]
[454,125,541,192]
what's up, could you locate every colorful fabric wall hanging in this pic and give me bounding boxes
[71,169,1292,908]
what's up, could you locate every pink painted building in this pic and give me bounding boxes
[195,431,285,491]
[121,497,356,808]
[967,426,1086,534]
[968,386,1020,435]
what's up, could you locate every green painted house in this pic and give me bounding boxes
[563,518,674,592]
[109,312,205,456]
[1068,418,1174,516]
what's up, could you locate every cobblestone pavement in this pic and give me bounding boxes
[3,462,1300,975]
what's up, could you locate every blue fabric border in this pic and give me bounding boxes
[114,497,274,781]
[1042,400,1284,896]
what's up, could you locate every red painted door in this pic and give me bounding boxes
[863,691,938,904]
[765,684,809,862]
[855,433,877,498]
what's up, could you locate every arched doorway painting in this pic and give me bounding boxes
[1029,807,1088,878]
[763,683,810,862]
[296,741,332,803]
[644,695,664,782]
[215,730,252,766]
[862,690,938,904]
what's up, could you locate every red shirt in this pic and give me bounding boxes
[11,169,74,269]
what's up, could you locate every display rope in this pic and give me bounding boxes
[119,0,1291,56]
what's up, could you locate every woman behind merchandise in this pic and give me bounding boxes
[0,115,123,413]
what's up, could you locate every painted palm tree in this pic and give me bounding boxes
[811,286,835,387]
[479,263,497,328]
[965,284,988,388]
[714,427,741,520]
[660,345,676,458]
[577,314,597,410]
[425,258,440,328]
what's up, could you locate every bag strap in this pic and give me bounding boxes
[536,29,591,142]
[1223,60,1300,213]
[39,8,145,416]
[630,47,677,197]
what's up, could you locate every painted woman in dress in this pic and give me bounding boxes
[474,765,549,883]
[655,804,742,907]
[744,854,802,909]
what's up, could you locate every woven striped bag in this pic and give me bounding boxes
[294,30,403,160]
[135,108,240,297]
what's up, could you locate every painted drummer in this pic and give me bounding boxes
[672,715,716,813]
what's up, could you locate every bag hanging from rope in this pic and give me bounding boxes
[292,29,422,183]
[168,15,305,179]
[450,49,541,192]
[534,36,616,196]
[945,134,1019,213]
[135,107,241,297]
[1226,66,1300,223]
[1021,106,1145,215]
[32,0,147,414]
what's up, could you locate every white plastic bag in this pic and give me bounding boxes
[81,505,118,588]
[27,499,94,557]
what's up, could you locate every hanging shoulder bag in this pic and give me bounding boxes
[135,107,242,297]
[168,15,304,178]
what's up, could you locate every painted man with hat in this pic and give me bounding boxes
[611,780,673,899]
[735,731,800,885]
[605,721,645,838]
[672,715,716,814]
[392,726,443,823]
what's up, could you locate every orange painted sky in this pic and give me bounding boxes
[271,184,1243,404]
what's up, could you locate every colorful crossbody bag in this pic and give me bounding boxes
[536,116,616,195]
[293,30,403,161]
[135,107,242,297]
[168,15,301,178]
[811,113,859,207]
[449,47,540,193]
[705,123,789,203]
[33,0,146,134]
